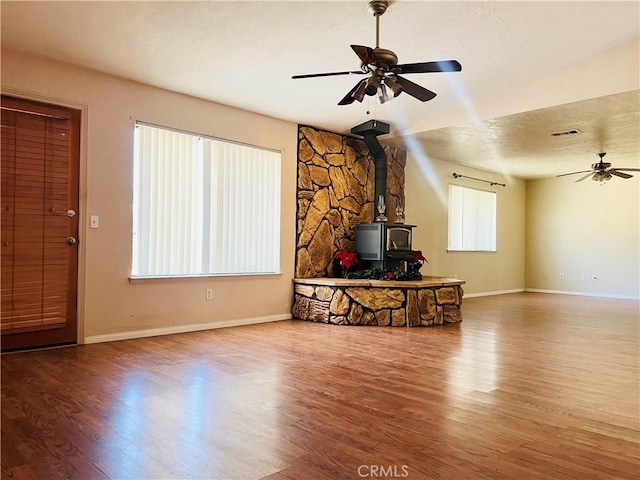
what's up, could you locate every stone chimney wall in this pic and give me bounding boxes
[295,125,407,278]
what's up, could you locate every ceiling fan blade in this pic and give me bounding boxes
[556,169,593,178]
[292,70,365,79]
[394,76,437,102]
[338,79,366,105]
[351,45,377,66]
[610,170,633,179]
[575,172,594,182]
[395,60,462,74]
[610,168,640,172]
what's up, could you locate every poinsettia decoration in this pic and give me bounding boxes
[335,250,360,269]
[407,250,428,275]
[410,250,428,264]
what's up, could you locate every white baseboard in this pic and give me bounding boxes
[525,288,640,301]
[464,288,525,298]
[83,314,292,344]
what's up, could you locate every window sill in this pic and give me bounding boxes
[447,250,497,253]
[129,272,282,284]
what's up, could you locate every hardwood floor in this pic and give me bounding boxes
[2,292,639,480]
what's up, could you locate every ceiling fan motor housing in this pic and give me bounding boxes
[592,162,611,169]
[373,48,398,68]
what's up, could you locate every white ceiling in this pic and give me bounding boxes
[2,1,639,179]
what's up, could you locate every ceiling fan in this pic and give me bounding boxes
[557,152,640,183]
[291,0,462,106]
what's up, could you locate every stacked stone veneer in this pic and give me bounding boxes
[293,125,464,328]
[292,279,464,327]
[296,125,407,278]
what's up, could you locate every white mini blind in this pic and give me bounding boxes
[132,123,281,277]
[448,184,497,251]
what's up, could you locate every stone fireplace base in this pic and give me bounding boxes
[292,276,464,327]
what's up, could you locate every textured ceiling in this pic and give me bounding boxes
[1,1,639,179]
[387,90,640,179]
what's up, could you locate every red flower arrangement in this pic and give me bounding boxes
[335,250,360,269]
[408,250,428,274]
[410,250,428,264]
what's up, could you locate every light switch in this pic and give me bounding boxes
[90,215,99,229]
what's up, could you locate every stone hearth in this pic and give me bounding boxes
[292,277,464,327]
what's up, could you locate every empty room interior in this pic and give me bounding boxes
[1,1,639,479]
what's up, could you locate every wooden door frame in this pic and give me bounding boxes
[2,88,89,346]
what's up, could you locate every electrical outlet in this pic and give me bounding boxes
[579,274,585,280]
[206,288,213,300]
[559,273,565,280]
[543,272,548,280]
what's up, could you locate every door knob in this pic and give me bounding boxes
[66,237,78,245]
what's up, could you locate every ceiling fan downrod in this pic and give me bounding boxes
[368,0,388,48]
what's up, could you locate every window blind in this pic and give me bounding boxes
[448,184,497,252]
[132,123,281,277]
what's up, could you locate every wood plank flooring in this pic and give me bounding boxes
[2,292,639,479]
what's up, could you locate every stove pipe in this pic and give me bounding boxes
[350,120,390,222]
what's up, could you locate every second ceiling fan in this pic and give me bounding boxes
[292,0,462,105]
[557,152,640,183]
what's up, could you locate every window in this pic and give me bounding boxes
[448,184,496,252]
[132,122,281,277]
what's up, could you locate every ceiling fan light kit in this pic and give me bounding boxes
[292,0,462,106]
[592,171,612,183]
[384,76,403,98]
[365,74,382,96]
[557,152,640,183]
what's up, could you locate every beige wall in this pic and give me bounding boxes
[526,175,640,298]
[1,48,298,341]
[404,148,639,299]
[404,153,526,295]
[2,46,636,344]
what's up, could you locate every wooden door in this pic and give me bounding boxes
[1,96,80,351]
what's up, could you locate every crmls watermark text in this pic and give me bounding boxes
[357,465,409,478]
